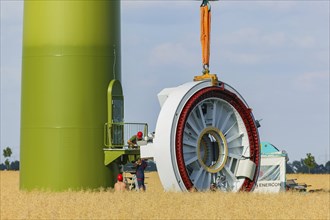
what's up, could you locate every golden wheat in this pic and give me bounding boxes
[287,174,330,191]
[1,171,329,219]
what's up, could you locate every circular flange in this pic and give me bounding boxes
[196,127,228,174]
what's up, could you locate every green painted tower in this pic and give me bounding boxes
[20,0,121,190]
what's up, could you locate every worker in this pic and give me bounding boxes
[210,183,217,192]
[114,173,127,192]
[127,131,143,148]
[189,186,197,192]
[134,158,148,191]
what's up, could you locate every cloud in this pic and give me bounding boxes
[0,3,23,69]
[213,28,287,65]
[253,1,298,11]
[219,28,287,48]
[293,71,330,91]
[220,28,260,46]
[121,1,198,26]
[290,36,316,48]
[216,1,298,13]
[1,0,329,165]
[220,50,264,65]
[148,42,199,67]
[0,67,21,162]
[261,32,286,47]
[0,1,23,23]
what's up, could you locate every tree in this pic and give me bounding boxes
[0,163,6,170]
[313,164,327,174]
[3,147,12,170]
[304,153,316,174]
[10,160,20,170]
[325,161,330,174]
[291,160,306,173]
[286,162,295,174]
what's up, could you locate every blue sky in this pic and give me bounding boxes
[1,1,329,164]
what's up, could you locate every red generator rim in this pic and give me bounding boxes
[175,86,260,191]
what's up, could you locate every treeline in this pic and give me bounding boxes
[0,160,158,171]
[2,160,329,173]
[0,160,20,171]
[286,160,330,174]
[1,145,328,174]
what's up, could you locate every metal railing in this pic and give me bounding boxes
[104,122,148,148]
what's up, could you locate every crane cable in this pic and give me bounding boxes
[194,0,218,86]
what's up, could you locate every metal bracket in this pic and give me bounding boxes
[104,148,140,166]
[194,72,219,86]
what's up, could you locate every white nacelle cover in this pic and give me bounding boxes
[254,155,286,193]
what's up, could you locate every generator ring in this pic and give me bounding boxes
[140,80,260,192]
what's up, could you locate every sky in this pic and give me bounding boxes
[0,1,329,165]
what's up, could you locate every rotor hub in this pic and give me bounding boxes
[197,127,228,174]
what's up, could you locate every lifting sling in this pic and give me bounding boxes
[200,0,211,71]
[194,0,218,86]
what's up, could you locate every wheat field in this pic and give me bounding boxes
[1,171,329,220]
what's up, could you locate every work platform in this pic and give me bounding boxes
[103,147,140,165]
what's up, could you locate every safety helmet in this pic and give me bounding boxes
[117,173,123,182]
[137,131,143,139]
